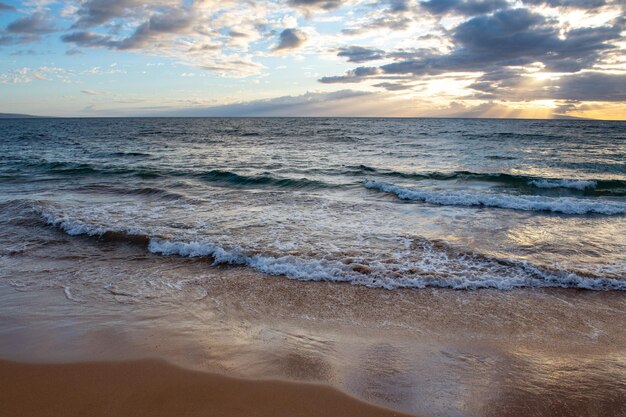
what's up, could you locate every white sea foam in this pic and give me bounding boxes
[40,211,107,236]
[63,286,85,303]
[364,180,626,215]
[38,210,626,291]
[529,179,597,190]
[147,238,626,291]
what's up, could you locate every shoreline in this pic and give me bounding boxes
[0,359,413,417]
[1,244,625,417]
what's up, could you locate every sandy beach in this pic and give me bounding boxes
[0,359,412,417]
[1,249,625,417]
[1,117,625,417]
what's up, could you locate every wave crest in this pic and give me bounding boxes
[364,180,626,215]
[350,165,626,195]
[37,209,626,291]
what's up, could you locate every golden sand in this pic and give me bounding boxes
[0,359,413,417]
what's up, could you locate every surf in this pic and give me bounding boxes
[363,180,626,215]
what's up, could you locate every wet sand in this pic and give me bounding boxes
[0,359,411,417]
[1,235,626,417]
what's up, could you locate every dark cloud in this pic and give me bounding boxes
[373,82,412,90]
[287,0,344,10]
[62,8,193,50]
[376,0,412,12]
[72,0,134,28]
[319,6,625,106]
[467,68,524,98]
[553,72,626,102]
[6,13,56,34]
[118,8,193,49]
[420,0,509,16]
[337,46,385,62]
[324,8,621,84]
[274,28,307,50]
[61,31,111,48]
[319,66,380,83]
[522,0,610,7]
[228,30,248,38]
[0,2,15,12]
[469,71,626,102]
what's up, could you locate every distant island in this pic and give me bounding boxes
[0,112,595,120]
[0,113,47,118]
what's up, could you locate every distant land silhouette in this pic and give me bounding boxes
[0,113,46,118]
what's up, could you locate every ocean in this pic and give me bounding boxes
[1,117,625,417]
[1,117,625,291]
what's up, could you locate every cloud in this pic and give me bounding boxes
[342,14,412,34]
[56,2,268,76]
[420,0,509,16]
[373,81,412,90]
[0,12,57,45]
[9,49,37,56]
[0,2,15,12]
[71,0,141,28]
[1,0,624,118]
[154,90,376,116]
[81,89,98,95]
[521,0,611,8]
[469,70,626,102]
[274,28,307,50]
[337,46,385,62]
[319,66,380,83]
[0,66,69,84]
[554,72,626,102]
[64,6,194,50]
[61,31,112,48]
[287,0,344,11]
[382,0,412,13]
[322,8,622,84]
[0,35,21,45]
[6,13,56,34]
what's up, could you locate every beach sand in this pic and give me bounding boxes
[1,237,625,417]
[0,359,411,417]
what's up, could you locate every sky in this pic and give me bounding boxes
[0,0,624,119]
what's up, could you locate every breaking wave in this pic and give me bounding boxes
[364,180,626,215]
[38,209,626,291]
[528,179,597,190]
[349,165,626,195]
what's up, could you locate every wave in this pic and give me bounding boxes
[196,170,332,189]
[528,179,597,190]
[13,160,337,190]
[108,151,151,158]
[74,184,186,201]
[349,165,626,195]
[40,211,150,244]
[364,180,626,215]
[37,209,626,291]
[20,160,138,177]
